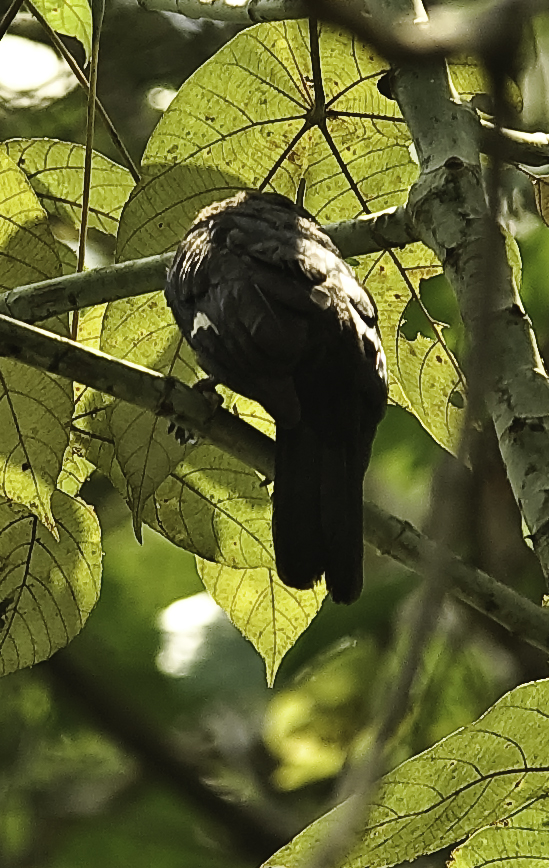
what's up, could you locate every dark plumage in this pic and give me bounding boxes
[165,191,387,603]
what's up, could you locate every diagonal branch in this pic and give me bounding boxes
[0,313,548,654]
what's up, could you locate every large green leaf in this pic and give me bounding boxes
[0,491,102,676]
[263,679,549,868]
[32,0,92,61]
[449,796,549,868]
[117,20,414,260]
[0,152,73,533]
[198,560,325,686]
[2,139,134,237]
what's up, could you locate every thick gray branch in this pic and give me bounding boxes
[0,312,548,653]
[369,9,549,582]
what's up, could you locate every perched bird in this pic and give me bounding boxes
[165,191,387,603]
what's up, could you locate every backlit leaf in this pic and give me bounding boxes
[198,560,326,686]
[2,139,134,237]
[0,491,102,676]
[143,443,275,568]
[0,152,72,532]
[360,243,465,453]
[449,796,549,868]
[117,20,414,260]
[263,679,549,868]
[32,0,92,61]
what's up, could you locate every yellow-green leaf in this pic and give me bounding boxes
[100,293,200,535]
[0,153,73,532]
[449,796,549,868]
[32,0,92,61]
[143,443,275,568]
[117,20,414,260]
[0,151,60,289]
[2,139,134,237]
[263,679,549,868]
[0,491,102,676]
[198,560,326,685]
[360,243,465,453]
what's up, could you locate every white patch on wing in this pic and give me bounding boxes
[191,311,219,338]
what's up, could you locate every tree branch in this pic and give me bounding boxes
[366,0,549,586]
[0,208,415,324]
[0,313,548,654]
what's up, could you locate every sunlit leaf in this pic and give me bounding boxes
[99,293,199,536]
[0,151,60,290]
[198,559,326,685]
[117,20,414,260]
[0,153,73,532]
[32,0,93,61]
[58,446,95,497]
[2,139,134,237]
[143,443,275,568]
[0,491,102,676]
[449,57,522,110]
[360,243,465,452]
[263,679,549,868]
[449,796,549,868]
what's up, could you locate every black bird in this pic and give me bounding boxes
[165,191,387,603]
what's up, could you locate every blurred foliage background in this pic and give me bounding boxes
[1,1,549,866]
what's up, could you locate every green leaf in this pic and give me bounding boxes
[263,679,549,868]
[99,293,200,536]
[0,491,102,677]
[143,443,275,568]
[31,0,93,61]
[0,151,61,289]
[58,447,95,497]
[2,139,134,237]
[360,243,465,453]
[449,796,549,868]
[0,153,73,533]
[117,20,415,260]
[198,560,325,686]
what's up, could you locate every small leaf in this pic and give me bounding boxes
[263,679,549,868]
[100,293,201,536]
[449,796,549,868]
[32,0,92,61]
[360,243,465,453]
[198,560,326,685]
[2,139,134,237]
[0,491,102,676]
[143,444,275,568]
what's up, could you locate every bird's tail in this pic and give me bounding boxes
[273,416,369,604]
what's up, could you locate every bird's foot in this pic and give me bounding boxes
[167,420,199,446]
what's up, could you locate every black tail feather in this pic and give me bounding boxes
[273,422,324,589]
[273,413,369,604]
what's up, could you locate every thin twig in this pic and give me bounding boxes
[0,0,25,41]
[73,0,105,339]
